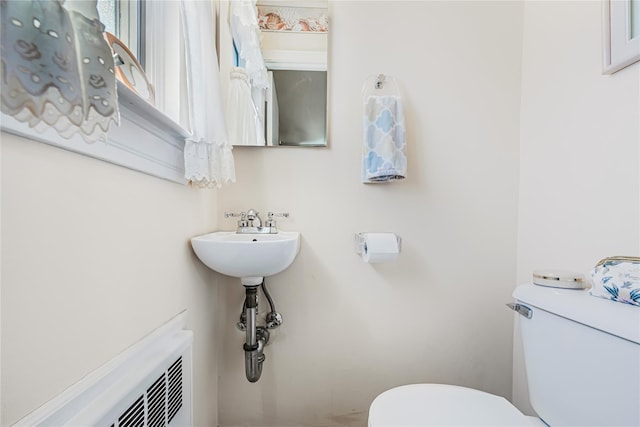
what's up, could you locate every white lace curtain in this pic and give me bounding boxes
[0,0,119,143]
[181,0,236,188]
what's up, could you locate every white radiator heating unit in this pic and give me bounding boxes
[15,312,193,427]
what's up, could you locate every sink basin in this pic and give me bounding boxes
[191,231,300,285]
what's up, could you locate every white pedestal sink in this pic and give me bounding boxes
[190,231,300,286]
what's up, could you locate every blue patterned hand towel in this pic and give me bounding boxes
[362,95,407,183]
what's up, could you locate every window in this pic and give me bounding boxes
[632,0,640,39]
[97,0,144,68]
[2,0,189,184]
[603,0,640,74]
[98,0,187,127]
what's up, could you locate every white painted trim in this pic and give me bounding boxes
[266,70,280,146]
[143,0,166,114]
[263,49,327,71]
[1,83,189,185]
[13,312,193,427]
[257,0,328,8]
[603,0,640,74]
[120,0,140,60]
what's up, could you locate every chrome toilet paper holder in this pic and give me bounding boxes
[354,233,402,255]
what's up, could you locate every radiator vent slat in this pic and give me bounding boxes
[147,374,166,427]
[111,357,183,427]
[119,397,144,427]
[167,358,183,424]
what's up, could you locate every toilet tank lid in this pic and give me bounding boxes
[513,283,640,344]
[368,384,528,426]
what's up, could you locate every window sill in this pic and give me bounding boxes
[1,82,190,185]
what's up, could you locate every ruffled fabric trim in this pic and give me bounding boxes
[184,138,236,188]
[0,0,119,144]
[3,86,118,143]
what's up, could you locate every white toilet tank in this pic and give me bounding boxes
[515,284,640,427]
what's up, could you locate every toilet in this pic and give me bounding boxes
[368,283,640,426]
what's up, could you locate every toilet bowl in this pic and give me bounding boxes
[368,283,640,426]
[368,384,543,426]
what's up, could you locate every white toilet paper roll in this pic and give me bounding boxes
[362,233,399,263]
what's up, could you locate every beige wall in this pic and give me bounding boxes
[217,2,523,426]
[0,134,220,426]
[514,0,640,415]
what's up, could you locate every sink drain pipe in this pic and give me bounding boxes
[243,285,269,382]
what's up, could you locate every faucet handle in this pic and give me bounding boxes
[265,212,289,228]
[224,211,248,228]
[224,211,246,219]
[267,212,289,219]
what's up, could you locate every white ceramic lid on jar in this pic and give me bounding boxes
[532,270,586,289]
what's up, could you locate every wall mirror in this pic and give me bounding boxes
[257,0,329,147]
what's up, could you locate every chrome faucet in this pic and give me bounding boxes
[224,209,289,234]
[246,209,262,228]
